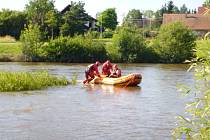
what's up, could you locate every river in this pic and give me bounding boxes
[0,62,193,140]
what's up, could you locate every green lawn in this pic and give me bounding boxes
[0,42,23,61]
[93,38,112,45]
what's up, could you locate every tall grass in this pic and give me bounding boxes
[0,35,16,43]
[0,71,69,92]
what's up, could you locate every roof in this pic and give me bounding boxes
[61,5,71,14]
[60,4,97,21]
[163,14,210,30]
[198,7,210,15]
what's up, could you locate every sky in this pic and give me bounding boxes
[0,0,204,22]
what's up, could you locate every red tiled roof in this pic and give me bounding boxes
[163,14,210,30]
[198,7,210,15]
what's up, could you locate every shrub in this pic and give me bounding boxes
[105,43,121,62]
[20,24,43,61]
[43,35,107,62]
[103,30,114,38]
[112,27,147,62]
[85,30,100,39]
[156,22,196,63]
[89,41,107,62]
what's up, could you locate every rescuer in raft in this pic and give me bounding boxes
[109,64,121,78]
[83,61,101,84]
[102,60,113,76]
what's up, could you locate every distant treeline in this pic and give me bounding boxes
[0,0,199,40]
[0,0,199,63]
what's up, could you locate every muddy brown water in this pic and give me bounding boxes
[0,62,193,140]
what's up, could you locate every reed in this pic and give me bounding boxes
[0,35,16,43]
[0,71,69,92]
[70,73,78,85]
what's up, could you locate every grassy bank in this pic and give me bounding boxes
[0,71,69,92]
[0,42,23,61]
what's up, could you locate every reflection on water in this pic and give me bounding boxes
[0,62,193,140]
[84,84,141,95]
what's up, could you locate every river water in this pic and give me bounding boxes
[0,62,193,140]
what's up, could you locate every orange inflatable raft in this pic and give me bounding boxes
[90,73,142,87]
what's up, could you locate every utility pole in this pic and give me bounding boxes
[100,15,103,38]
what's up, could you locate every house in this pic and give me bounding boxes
[198,6,210,15]
[163,14,210,36]
[60,4,99,31]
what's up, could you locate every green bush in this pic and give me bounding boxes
[85,30,100,39]
[43,36,107,62]
[103,30,114,38]
[105,43,121,62]
[20,24,43,61]
[156,22,196,63]
[112,27,147,62]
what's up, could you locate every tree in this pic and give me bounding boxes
[60,1,89,36]
[123,9,142,27]
[0,9,27,39]
[97,8,118,30]
[143,10,154,18]
[180,4,188,14]
[45,10,58,39]
[154,1,180,28]
[203,0,210,6]
[156,22,196,63]
[173,6,180,13]
[167,1,175,13]
[25,0,57,39]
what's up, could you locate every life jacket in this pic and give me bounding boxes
[86,64,99,75]
[112,69,121,77]
[102,63,112,74]
[88,64,95,71]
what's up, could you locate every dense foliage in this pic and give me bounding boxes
[123,9,143,27]
[0,9,26,39]
[173,39,210,139]
[60,1,89,36]
[155,22,196,63]
[97,8,118,31]
[25,0,59,39]
[0,71,68,92]
[203,0,210,7]
[112,27,157,63]
[20,24,42,61]
[43,36,107,62]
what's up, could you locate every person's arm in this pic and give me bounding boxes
[116,69,121,77]
[94,65,101,78]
